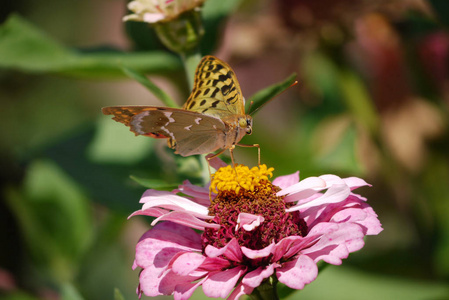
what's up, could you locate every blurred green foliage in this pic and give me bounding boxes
[1,0,449,299]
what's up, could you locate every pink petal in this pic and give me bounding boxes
[205,239,243,262]
[242,264,276,288]
[236,213,264,231]
[129,207,169,219]
[331,207,367,223]
[151,211,219,230]
[287,183,350,211]
[283,189,322,204]
[272,171,299,189]
[206,155,228,169]
[158,270,202,296]
[139,189,176,202]
[173,278,206,300]
[141,191,209,216]
[172,252,206,276]
[139,265,165,296]
[272,236,316,262]
[319,174,346,186]
[227,283,254,300]
[276,255,318,289]
[178,180,212,206]
[135,222,201,270]
[277,176,326,197]
[199,257,231,271]
[302,223,365,265]
[241,242,275,259]
[202,266,247,298]
[343,177,371,190]
[359,206,383,235]
[331,206,383,235]
[349,192,368,202]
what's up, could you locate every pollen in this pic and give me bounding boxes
[210,164,275,194]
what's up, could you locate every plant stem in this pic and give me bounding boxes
[181,48,201,90]
[248,277,280,300]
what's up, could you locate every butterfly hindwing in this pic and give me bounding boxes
[183,56,245,119]
[103,106,229,156]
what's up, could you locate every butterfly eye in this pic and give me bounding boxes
[245,116,253,135]
[238,117,247,128]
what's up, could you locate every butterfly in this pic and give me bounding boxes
[102,55,256,162]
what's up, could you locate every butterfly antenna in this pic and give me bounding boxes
[250,80,298,116]
[248,100,254,113]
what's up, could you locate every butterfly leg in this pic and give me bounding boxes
[206,148,228,164]
[229,145,237,168]
[206,149,228,201]
[236,143,261,165]
[228,145,242,181]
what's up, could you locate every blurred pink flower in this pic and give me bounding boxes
[131,161,382,299]
[123,0,206,23]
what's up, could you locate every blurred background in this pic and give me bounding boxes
[1,0,449,299]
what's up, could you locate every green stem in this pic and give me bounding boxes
[248,277,280,300]
[181,49,201,90]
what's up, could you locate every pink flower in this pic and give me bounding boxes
[123,0,206,24]
[131,160,382,299]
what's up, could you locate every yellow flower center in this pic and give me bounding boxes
[210,164,274,194]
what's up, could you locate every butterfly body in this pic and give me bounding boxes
[102,56,252,157]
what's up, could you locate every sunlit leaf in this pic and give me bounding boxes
[247,73,297,115]
[122,67,178,108]
[114,288,125,300]
[200,0,244,54]
[5,160,93,281]
[338,71,379,136]
[130,175,179,190]
[61,283,85,300]
[0,14,181,78]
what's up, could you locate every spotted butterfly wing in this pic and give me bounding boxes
[102,56,253,157]
[183,56,245,119]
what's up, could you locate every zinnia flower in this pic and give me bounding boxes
[131,159,382,299]
[123,0,206,24]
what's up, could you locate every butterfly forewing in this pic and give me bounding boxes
[103,106,229,156]
[183,56,245,119]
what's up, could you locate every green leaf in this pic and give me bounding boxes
[338,70,379,136]
[45,126,149,212]
[202,0,243,20]
[60,283,85,300]
[114,288,125,300]
[0,14,181,78]
[281,266,449,300]
[5,160,93,282]
[314,121,363,174]
[0,291,41,300]
[122,67,178,107]
[246,73,297,115]
[87,116,155,165]
[200,0,243,54]
[130,175,180,190]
